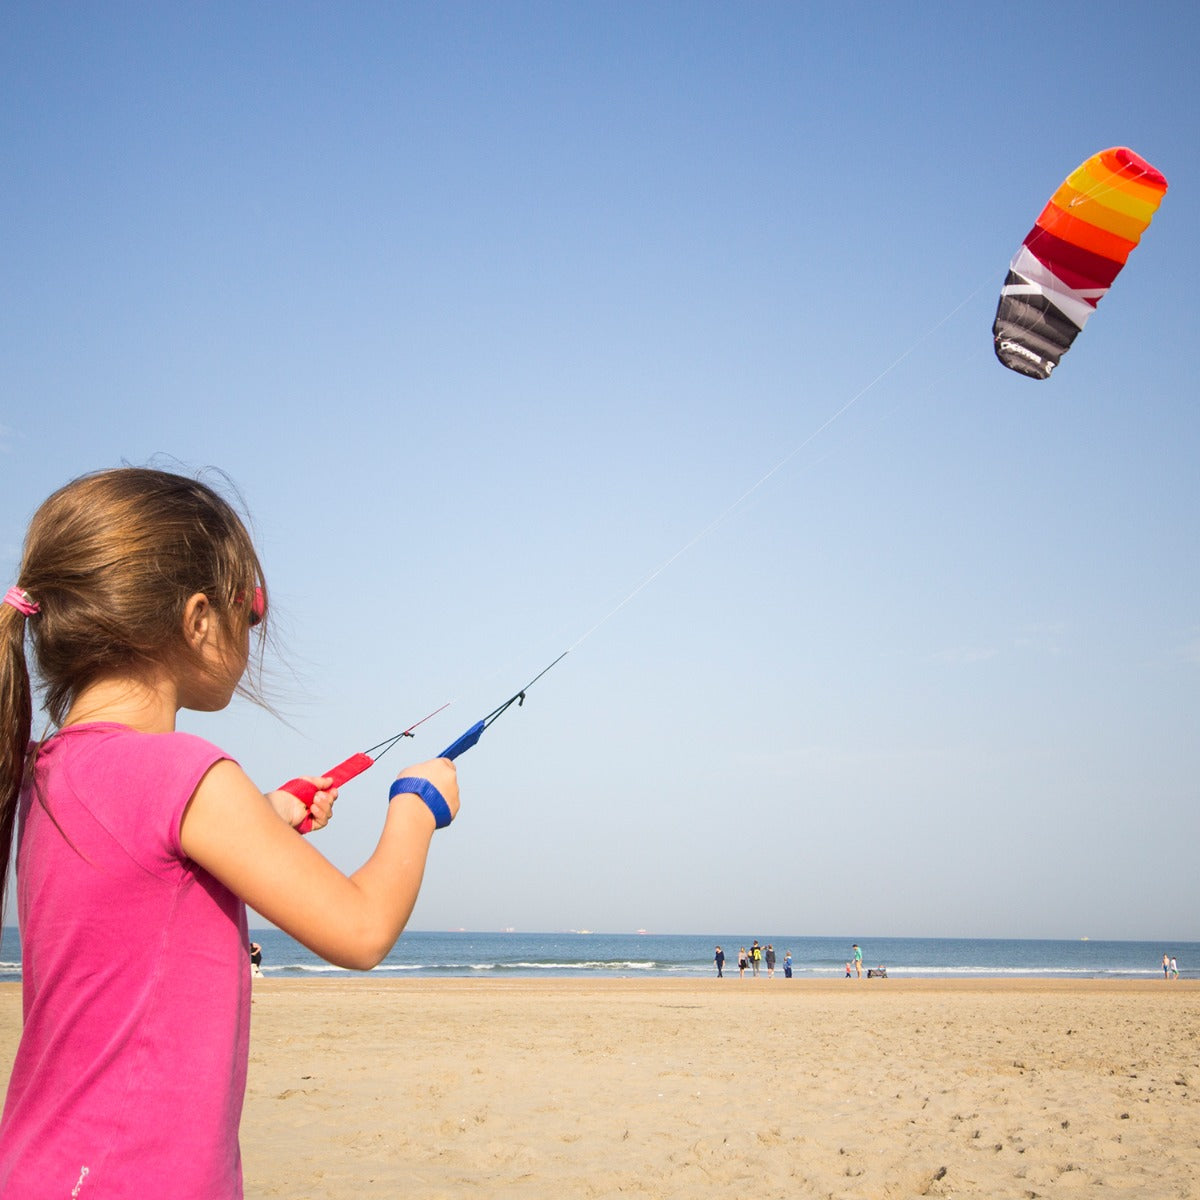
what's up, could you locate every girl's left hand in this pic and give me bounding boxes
[267,778,337,831]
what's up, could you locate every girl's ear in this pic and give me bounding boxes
[182,593,213,650]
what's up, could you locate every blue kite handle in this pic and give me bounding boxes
[440,719,485,761]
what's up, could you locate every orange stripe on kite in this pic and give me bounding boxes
[1050,183,1149,243]
[1036,202,1138,265]
[1064,164,1163,223]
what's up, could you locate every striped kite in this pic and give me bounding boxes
[993,147,1167,380]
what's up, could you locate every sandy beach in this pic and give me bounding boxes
[2,977,1197,1198]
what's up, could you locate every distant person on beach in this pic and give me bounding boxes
[853,944,863,978]
[738,947,749,978]
[1170,957,1179,979]
[783,951,793,979]
[249,941,263,978]
[1163,953,1171,979]
[751,941,762,976]
[0,467,462,1196]
[714,946,725,978]
[766,944,776,978]
[845,961,852,978]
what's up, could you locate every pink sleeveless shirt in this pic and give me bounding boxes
[0,724,250,1199]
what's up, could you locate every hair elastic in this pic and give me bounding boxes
[3,586,39,617]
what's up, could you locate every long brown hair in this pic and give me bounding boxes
[0,467,268,914]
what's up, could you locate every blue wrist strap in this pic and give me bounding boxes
[390,776,453,829]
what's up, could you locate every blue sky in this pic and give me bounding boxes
[3,3,1197,940]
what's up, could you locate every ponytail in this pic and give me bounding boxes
[0,601,34,919]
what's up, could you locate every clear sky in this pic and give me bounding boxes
[2,3,1197,941]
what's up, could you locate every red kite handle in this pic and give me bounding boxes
[279,752,375,834]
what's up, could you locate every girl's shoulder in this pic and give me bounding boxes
[43,722,229,757]
[30,724,240,865]
[37,723,236,803]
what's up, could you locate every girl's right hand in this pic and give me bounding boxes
[391,757,460,824]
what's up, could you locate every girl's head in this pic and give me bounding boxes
[1,467,267,904]
[10,466,267,717]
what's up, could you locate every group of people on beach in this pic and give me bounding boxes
[714,941,876,980]
[714,941,791,979]
[715,940,888,979]
[1162,953,1181,979]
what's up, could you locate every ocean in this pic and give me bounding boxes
[2,928,1192,983]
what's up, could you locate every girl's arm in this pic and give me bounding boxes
[179,757,459,970]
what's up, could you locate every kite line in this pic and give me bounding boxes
[280,281,992,829]
[565,283,988,658]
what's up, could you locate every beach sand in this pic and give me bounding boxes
[2,977,1197,1197]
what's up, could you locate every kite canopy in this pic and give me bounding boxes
[993,147,1168,380]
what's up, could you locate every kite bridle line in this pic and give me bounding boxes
[564,281,990,660]
[434,651,570,761]
[360,701,452,760]
[281,700,450,833]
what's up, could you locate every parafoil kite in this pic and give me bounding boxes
[992,147,1167,379]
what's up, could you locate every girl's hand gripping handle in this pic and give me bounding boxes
[279,752,375,834]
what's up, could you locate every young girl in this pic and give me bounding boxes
[0,467,460,1198]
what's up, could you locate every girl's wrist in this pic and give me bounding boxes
[389,776,453,829]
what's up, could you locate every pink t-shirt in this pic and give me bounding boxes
[0,724,250,1199]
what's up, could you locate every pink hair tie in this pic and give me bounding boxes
[3,586,40,617]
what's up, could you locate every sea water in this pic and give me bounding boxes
[4,928,1189,983]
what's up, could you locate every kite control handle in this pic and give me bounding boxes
[277,724,479,836]
[439,720,485,761]
[279,752,375,834]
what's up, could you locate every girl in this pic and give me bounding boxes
[0,467,460,1198]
